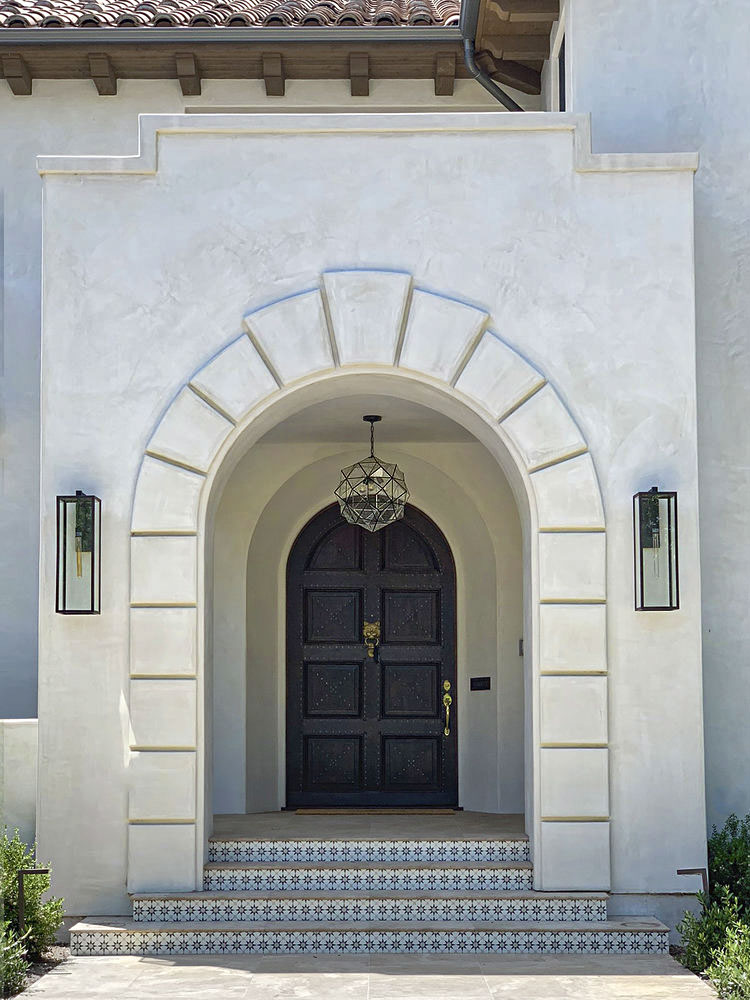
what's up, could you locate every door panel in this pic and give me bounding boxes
[304,589,363,643]
[382,590,440,644]
[381,662,439,717]
[303,662,362,718]
[287,503,457,807]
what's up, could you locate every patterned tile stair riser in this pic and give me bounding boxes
[70,926,670,956]
[71,835,670,955]
[202,866,533,892]
[208,840,531,864]
[132,896,608,923]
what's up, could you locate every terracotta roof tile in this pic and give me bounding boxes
[0,0,459,27]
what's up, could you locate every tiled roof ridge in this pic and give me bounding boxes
[0,0,460,27]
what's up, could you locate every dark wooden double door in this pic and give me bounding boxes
[286,503,457,808]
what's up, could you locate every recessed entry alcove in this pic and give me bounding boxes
[210,394,525,818]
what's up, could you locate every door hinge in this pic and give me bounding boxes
[518,638,524,657]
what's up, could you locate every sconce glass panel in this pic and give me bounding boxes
[56,492,101,614]
[633,488,678,611]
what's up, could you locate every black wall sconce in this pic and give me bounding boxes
[56,491,101,614]
[633,486,678,611]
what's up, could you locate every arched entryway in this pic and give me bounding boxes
[286,503,457,808]
[126,269,609,894]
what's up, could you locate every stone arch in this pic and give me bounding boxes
[126,269,609,894]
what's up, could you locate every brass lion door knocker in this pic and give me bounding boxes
[363,620,381,662]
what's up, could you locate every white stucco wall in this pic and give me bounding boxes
[0,76,508,722]
[0,719,37,846]
[35,112,703,912]
[567,0,750,832]
[211,440,523,816]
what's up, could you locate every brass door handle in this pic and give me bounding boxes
[442,680,452,736]
[363,621,380,660]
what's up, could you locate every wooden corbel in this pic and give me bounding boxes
[89,53,117,95]
[262,53,285,96]
[349,53,369,97]
[2,54,32,95]
[176,53,201,96]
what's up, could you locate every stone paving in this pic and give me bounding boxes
[25,953,716,999]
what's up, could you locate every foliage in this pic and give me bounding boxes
[677,814,750,999]
[709,814,750,915]
[708,921,750,1000]
[0,922,29,998]
[678,888,743,974]
[0,831,63,962]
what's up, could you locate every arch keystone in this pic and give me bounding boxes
[190,334,277,421]
[243,289,333,384]
[322,270,411,366]
[399,289,487,383]
[456,330,545,419]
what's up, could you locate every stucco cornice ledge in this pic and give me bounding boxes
[36,112,699,175]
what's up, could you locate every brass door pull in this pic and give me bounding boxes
[363,621,381,660]
[442,680,452,736]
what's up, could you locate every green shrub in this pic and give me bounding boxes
[0,831,63,962]
[0,921,29,998]
[710,814,750,915]
[708,921,750,1000]
[678,888,743,974]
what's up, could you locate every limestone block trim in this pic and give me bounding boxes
[126,268,610,893]
[541,670,608,677]
[495,381,547,423]
[527,447,590,475]
[542,817,610,823]
[37,112,699,177]
[128,819,196,825]
[540,743,608,749]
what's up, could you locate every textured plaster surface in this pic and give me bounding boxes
[0,77,502,721]
[0,719,37,845]
[34,115,703,912]
[569,0,750,830]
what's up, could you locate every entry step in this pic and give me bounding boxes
[70,916,669,955]
[131,889,607,923]
[208,838,530,864]
[203,861,534,892]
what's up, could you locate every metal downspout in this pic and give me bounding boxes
[459,0,523,111]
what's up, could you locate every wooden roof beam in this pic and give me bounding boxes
[349,52,369,96]
[476,50,541,94]
[486,0,558,22]
[262,52,284,95]
[434,51,455,95]
[89,52,117,94]
[176,53,201,96]
[481,33,549,60]
[1,53,32,95]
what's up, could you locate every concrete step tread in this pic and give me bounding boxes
[204,860,533,871]
[131,889,606,901]
[72,916,667,933]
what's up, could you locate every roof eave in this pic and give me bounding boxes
[0,25,462,43]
